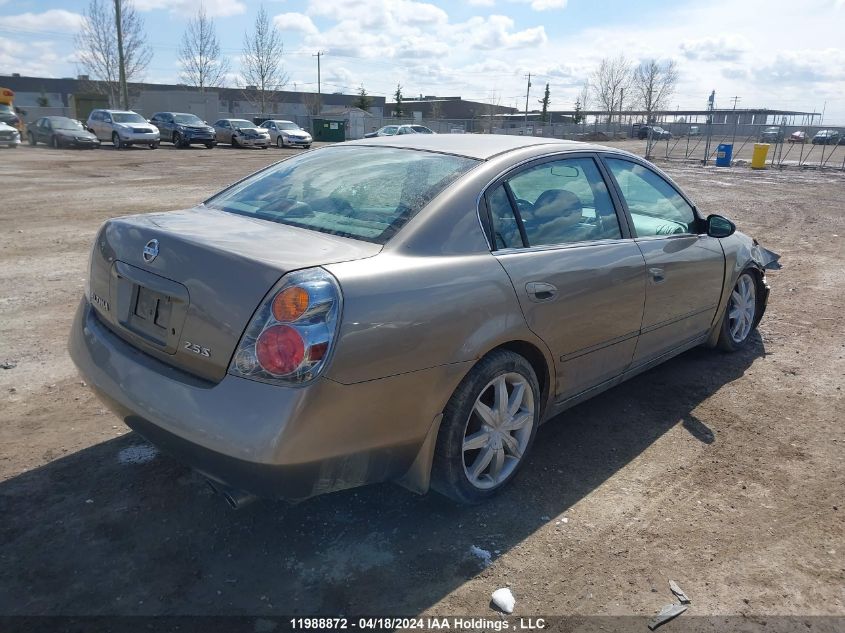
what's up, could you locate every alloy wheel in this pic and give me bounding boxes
[728,274,756,343]
[462,372,534,490]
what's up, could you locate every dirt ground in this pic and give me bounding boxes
[0,141,843,629]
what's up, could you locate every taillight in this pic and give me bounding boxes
[229,267,342,384]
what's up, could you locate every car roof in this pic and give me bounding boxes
[343,134,605,160]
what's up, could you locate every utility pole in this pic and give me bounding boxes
[730,95,741,148]
[114,0,129,109]
[313,51,326,113]
[703,90,715,165]
[523,73,531,134]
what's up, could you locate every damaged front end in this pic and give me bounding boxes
[751,239,782,271]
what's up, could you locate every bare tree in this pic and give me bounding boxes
[591,55,631,124]
[481,92,503,133]
[76,0,152,108]
[179,5,229,92]
[241,5,288,115]
[428,99,442,120]
[631,59,678,123]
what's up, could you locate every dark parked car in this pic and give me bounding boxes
[759,126,784,143]
[70,135,780,506]
[150,112,217,148]
[27,116,100,149]
[811,129,841,145]
[637,125,671,140]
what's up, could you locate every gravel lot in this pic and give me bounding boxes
[0,142,843,627]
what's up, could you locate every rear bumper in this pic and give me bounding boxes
[69,299,457,499]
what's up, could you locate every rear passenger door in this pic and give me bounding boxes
[485,154,647,401]
[602,156,725,366]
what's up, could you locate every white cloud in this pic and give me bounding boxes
[468,0,496,6]
[0,9,84,33]
[680,35,750,61]
[135,0,246,17]
[274,12,318,35]
[511,0,568,10]
[458,15,547,50]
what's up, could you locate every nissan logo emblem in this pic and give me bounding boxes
[142,239,159,263]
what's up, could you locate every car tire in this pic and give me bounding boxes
[717,271,761,352]
[276,136,284,148]
[431,349,540,504]
[52,135,60,149]
[150,142,159,149]
[112,133,122,149]
[28,132,36,146]
[173,132,183,148]
[305,144,311,149]
[205,142,215,149]
[231,136,239,148]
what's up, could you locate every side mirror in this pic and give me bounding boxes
[706,214,736,238]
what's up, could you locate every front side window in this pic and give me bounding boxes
[491,157,622,248]
[604,158,696,236]
[205,146,479,244]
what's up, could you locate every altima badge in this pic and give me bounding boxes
[142,239,159,263]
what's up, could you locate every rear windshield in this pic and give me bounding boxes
[205,146,479,244]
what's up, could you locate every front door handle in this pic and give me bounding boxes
[649,267,666,283]
[526,281,558,302]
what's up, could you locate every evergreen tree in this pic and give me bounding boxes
[352,84,373,111]
[393,83,404,117]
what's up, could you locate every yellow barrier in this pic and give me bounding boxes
[751,143,770,169]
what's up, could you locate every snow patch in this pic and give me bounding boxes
[117,444,159,465]
[470,545,493,567]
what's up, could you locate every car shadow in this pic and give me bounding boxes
[0,335,763,616]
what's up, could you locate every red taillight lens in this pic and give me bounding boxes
[255,325,306,375]
[229,267,342,385]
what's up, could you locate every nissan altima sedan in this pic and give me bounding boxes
[69,135,780,506]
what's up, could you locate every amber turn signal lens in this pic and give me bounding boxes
[272,286,309,322]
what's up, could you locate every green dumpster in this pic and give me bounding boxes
[312,118,345,142]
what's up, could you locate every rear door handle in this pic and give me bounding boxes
[525,281,558,302]
[649,267,666,283]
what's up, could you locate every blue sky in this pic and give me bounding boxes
[1,0,844,121]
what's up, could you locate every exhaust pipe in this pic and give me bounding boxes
[206,479,258,509]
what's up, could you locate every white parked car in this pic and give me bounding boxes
[86,109,160,149]
[0,121,21,148]
[259,120,312,149]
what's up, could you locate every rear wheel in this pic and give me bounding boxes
[112,133,122,149]
[718,271,760,351]
[431,350,539,504]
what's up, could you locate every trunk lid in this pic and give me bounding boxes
[87,207,380,382]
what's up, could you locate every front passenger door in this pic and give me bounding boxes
[603,157,725,367]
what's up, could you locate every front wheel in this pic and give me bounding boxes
[173,132,183,148]
[718,271,760,351]
[149,142,159,149]
[205,142,215,149]
[431,350,540,504]
[276,136,284,148]
[52,135,61,149]
[28,132,36,146]
[231,135,239,148]
[112,133,122,149]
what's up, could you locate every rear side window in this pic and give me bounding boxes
[488,157,621,249]
[205,146,479,244]
[604,158,696,236]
